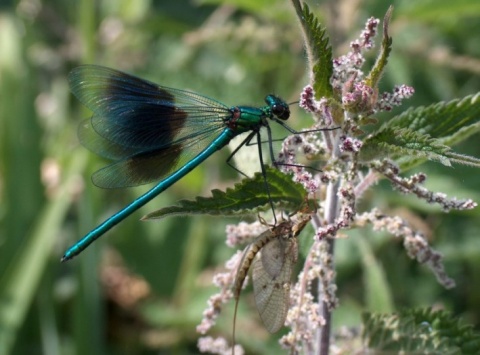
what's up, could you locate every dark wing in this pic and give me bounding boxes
[69,65,232,187]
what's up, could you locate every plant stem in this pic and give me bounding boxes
[319,120,341,354]
[318,175,340,355]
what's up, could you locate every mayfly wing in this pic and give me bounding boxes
[231,220,293,349]
[251,215,310,333]
[259,222,292,277]
[252,236,297,333]
[259,236,285,277]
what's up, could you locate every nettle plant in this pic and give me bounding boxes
[146,3,480,355]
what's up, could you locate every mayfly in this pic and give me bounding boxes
[232,215,311,349]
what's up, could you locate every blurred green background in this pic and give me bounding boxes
[0,0,479,354]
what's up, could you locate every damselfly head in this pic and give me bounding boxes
[265,94,290,120]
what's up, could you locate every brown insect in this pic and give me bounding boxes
[231,215,311,350]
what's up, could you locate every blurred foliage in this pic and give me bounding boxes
[362,308,480,354]
[0,0,479,354]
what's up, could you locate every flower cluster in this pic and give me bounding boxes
[376,84,415,111]
[198,336,243,355]
[356,209,456,289]
[225,220,268,247]
[331,17,380,89]
[196,251,242,335]
[275,133,323,194]
[372,160,477,212]
[299,85,334,125]
[280,237,338,353]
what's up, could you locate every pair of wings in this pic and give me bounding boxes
[69,65,232,188]
[252,233,298,333]
[233,220,299,334]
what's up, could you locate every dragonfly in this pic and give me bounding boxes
[232,215,311,346]
[61,65,305,262]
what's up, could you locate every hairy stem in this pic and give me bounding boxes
[318,173,340,354]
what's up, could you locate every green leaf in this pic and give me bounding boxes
[441,151,480,168]
[295,3,334,99]
[142,167,308,220]
[366,93,480,169]
[365,6,393,88]
[387,93,480,143]
[359,127,452,165]
[362,308,480,354]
